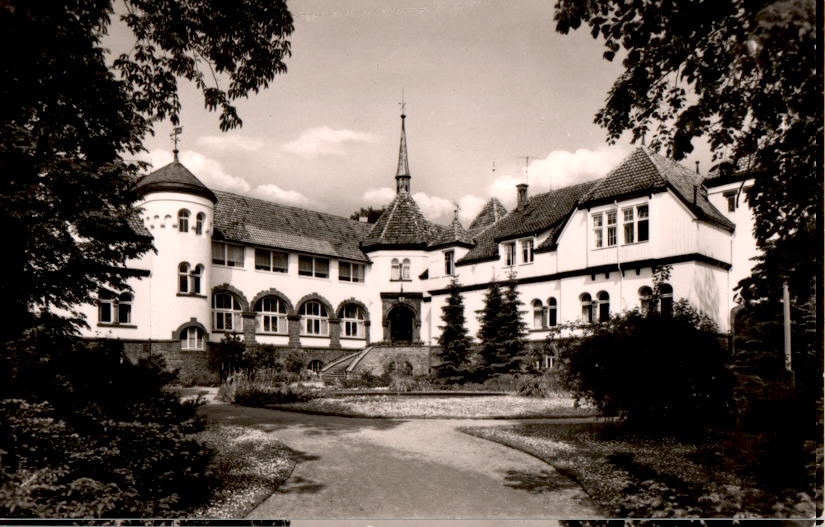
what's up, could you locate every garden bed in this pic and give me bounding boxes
[463,422,820,518]
[189,424,295,518]
[267,395,598,419]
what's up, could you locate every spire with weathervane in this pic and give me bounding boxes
[395,95,411,194]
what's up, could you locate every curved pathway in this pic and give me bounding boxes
[201,402,601,520]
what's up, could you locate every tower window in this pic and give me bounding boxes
[444,250,455,276]
[178,209,190,232]
[195,212,206,235]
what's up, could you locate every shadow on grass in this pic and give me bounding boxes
[502,469,579,494]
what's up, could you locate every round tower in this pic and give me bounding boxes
[136,157,217,347]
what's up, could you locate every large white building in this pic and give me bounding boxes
[80,113,759,376]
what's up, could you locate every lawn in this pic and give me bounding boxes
[464,422,820,518]
[269,394,598,419]
[189,423,295,518]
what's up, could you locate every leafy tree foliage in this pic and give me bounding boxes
[349,206,386,224]
[434,277,472,383]
[565,302,735,431]
[554,0,821,303]
[1,1,294,343]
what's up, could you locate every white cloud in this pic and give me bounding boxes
[490,147,629,207]
[282,126,379,156]
[196,135,265,153]
[251,184,317,208]
[362,187,396,205]
[143,148,314,208]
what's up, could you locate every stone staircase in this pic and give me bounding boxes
[347,344,429,377]
[319,351,361,383]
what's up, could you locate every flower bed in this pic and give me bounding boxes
[270,395,597,419]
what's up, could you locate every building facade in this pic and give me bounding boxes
[79,113,759,374]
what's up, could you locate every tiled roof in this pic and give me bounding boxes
[703,155,759,188]
[468,198,507,236]
[458,181,597,265]
[212,190,372,262]
[429,215,474,248]
[127,213,151,238]
[581,147,734,231]
[362,191,435,249]
[136,161,217,202]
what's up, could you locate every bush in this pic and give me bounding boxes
[0,338,212,517]
[175,360,220,387]
[217,373,316,406]
[336,369,386,389]
[207,333,248,381]
[388,375,417,392]
[564,305,735,431]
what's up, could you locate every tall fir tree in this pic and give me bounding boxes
[435,277,472,384]
[498,273,527,374]
[475,280,503,380]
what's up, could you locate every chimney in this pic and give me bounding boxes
[359,216,369,223]
[516,183,528,208]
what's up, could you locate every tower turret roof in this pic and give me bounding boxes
[361,191,435,250]
[136,160,217,202]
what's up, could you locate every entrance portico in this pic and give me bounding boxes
[380,292,423,344]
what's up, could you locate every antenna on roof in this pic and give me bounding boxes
[171,126,183,162]
[695,161,700,174]
[516,155,535,185]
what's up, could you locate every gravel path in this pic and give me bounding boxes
[200,401,602,520]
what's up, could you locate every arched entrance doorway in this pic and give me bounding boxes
[388,305,414,344]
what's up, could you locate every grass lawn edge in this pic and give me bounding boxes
[460,425,609,515]
[259,402,599,420]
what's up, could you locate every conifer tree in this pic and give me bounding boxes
[498,273,527,373]
[435,277,472,384]
[476,280,503,380]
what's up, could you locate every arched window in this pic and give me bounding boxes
[178,262,190,293]
[580,293,593,323]
[178,209,190,232]
[255,296,288,334]
[307,360,324,374]
[195,212,205,235]
[300,301,329,336]
[180,326,205,350]
[532,299,544,329]
[548,297,558,327]
[391,258,401,280]
[339,304,366,338]
[190,265,203,294]
[401,259,411,280]
[639,286,653,314]
[212,292,242,332]
[98,291,115,323]
[659,284,674,317]
[117,293,133,324]
[597,291,610,322]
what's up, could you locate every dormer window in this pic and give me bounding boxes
[444,250,455,276]
[622,204,649,244]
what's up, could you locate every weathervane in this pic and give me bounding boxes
[399,89,406,117]
[171,126,183,161]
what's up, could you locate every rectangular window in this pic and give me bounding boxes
[212,242,244,267]
[298,255,330,278]
[592,214,603,248]
[606,211,617,246]
[117,303,131,324]
[637,205,649,242]
[98,301,112,323]
[255,249,288,273]
[623,208,635,244]
[724,191,737,212]
[444,250,455,276]
[504,242,516,266]
[521,239,534,263]
[339,262,365,282]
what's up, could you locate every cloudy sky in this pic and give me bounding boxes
[115,0,713,225]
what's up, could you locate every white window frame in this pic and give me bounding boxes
[521,239,534,264]
[339,261,365,283]
[212,242,244,267]
[597,291,610,322]
[298,255,329,278]
[255,248,288,273]
[622,204,649,244]
[503,242,516,266]
[180,326,204,350]
[531,299,544,329]
[178,262,190,293]
[580,293,593,323]
[255,296,288,334]
[339,304,366,338]
[189,264,203,294]
[195,212,205,235]
[178,209,190,232]
[592,213,604,248]
[391,258,401,280]
[444,250,455,276]
[300,301,329,336]
[606,211,617,246]
[547,297,558,327]
[401,259,411,280]
[98,291,132,325]
[212,292,242,332]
